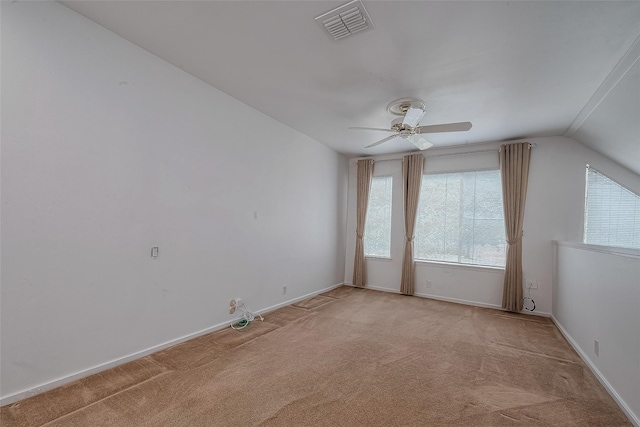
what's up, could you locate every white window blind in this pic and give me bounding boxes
[584,166,640,249]
[364,176,392,258]
[415,170,506,267]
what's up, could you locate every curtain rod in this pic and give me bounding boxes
[498,142,535,153]
[352,142,536,164]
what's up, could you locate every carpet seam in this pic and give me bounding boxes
[151,317,302,372]
[38,371,173,427]
[3,360,170,427]
[145,355,176,372]
[263,312,315,329]
[451,397,567,425]
[491,314,554,325]
[221,322,283,352]
[292,300,336,311]
[488,341,584,365]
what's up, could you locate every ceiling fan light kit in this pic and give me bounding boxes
[351,97,473,151]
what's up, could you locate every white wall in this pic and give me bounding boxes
[552,38,640,425]
[554,242,640,425]
[569,45,640,176]
[344,136,640,315]
[0,1,347,402]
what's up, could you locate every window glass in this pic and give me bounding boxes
[364,176,393,258]
[415,170,506,267]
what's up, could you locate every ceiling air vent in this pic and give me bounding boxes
[315,0,374,41]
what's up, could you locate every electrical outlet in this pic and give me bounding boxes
[526,278,538,289]
[594,340,599,356]
[229,298,242,315]
[425,280,432,289]
[282,285,287,295]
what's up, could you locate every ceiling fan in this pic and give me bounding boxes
[350,98,472,150]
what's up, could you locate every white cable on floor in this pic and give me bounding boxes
[230,301,264,331]
[522,284,536,312]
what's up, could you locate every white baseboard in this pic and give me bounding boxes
[415,290,551,317]
[0,282,344,407]
[257,283,343,315]
[551,316,639,427]
[415,291,502,310]
[344,283,550,317]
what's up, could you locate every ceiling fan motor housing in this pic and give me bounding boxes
[391,117,418,134]
[386,97,427,116]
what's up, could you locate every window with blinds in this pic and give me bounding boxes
[584,165,640,249]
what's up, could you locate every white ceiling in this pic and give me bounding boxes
[61,1,640,159]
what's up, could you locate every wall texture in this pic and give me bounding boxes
[1,1,347,402]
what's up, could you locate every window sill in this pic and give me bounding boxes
[365,256,392,262]
[555,241,640,259]
[414,259,505,273]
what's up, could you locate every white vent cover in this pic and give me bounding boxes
[315,0,374,41]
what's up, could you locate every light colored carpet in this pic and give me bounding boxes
[1,286,630,426]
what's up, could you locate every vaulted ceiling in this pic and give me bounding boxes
[61,1,640,168]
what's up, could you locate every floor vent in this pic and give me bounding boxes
[315,0,374,41]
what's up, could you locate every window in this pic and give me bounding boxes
[415,170,506,267]
[364,176,392,258]
[584,166,640,249]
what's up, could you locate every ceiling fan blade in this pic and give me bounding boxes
[403,107,427,128]
[365,134,399,148]
[408,134,433,150]
[349,127,395,132]
[417,122,473,134]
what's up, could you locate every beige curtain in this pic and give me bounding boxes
[353,159,374,287]
[499,142,531,312]
[400,154,424,295]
